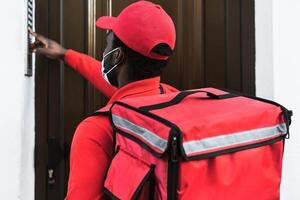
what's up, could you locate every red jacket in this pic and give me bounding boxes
[64,50,178,200]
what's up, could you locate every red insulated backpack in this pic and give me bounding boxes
[102,87,292,200]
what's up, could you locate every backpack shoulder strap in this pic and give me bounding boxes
[90,104,112,116]
[89,104,118,151]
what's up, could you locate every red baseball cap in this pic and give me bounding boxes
[96,0,176,60]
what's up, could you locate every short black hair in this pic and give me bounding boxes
[112,33,173,81]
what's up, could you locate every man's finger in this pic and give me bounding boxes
[29,30,48,45]
[29,40,45,52]
[28,29,39,39]
[28,28,35,35]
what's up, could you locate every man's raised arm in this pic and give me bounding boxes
[30,31,117,98]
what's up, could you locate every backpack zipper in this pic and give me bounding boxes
[167,131,179,200]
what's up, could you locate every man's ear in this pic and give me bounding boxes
[113,48,125,65]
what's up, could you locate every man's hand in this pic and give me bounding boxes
[29,30,66,60]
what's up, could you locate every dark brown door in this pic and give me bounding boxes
[35,0,255,199]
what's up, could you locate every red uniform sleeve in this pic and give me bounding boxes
[65,116,114,200]
[64,49,117,98]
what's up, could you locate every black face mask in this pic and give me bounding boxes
[101,47,122,87]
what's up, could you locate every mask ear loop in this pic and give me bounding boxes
[103,47,123,74]
[104,63,119,75]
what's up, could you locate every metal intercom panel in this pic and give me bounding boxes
[26,0,34,77]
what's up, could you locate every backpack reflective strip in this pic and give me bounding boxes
[112,114,168,152]
[183,123,287,156]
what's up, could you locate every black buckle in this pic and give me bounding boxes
[282,109,293,139]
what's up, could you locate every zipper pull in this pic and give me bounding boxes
[171,136,178,162]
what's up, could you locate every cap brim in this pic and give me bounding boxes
[96,16,117,30]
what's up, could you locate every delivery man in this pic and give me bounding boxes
[32,1,177,199]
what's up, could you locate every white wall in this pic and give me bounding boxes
[273,0,300,199]
[256,0,300,199]
[255,0,274,100]
[0,0,35,199]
